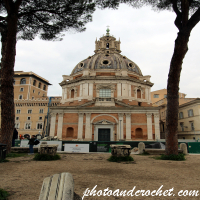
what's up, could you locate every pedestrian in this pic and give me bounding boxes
[28,135,35,155]
[12,128,18,147]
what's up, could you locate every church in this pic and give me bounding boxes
[49,29,160,141]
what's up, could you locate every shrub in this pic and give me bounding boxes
[33,153,61,161]
[0,159,9,163]
[0,188,9,200]
[159,153,185,161]
[108,156,134,162]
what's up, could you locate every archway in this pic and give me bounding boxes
[135,128,143,139]
[66,127,74,138]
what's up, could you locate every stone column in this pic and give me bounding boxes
[154,113,160,140]
[118,113,124,140]
[146,113,153,140]
[85,113,91,140]
[117,83,121,97]
[126,113,131,140]
[64,88,67,100]
[128,84,132,97]
[49,113,56,137]
[80,84,83,97]
[78,113,84,139]
[57,113,63,139]
[145,87,148,101]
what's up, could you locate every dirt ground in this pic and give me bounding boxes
[1,153,200,200]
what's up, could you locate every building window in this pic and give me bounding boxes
[15,123,20,129]
[39,109,43,113]
[188,109,194,117]
[43,85,46,91]
[137,89,141,99]
[19,95,23,100]
[25,123,31,129]
[38,82,41,88]
[38,92,40,95]
[16,110,21,114]
[32,97,34,99]
[180,122,184,131]
[27,117,31,120]
[190,121,195,131]
[164,94,167,98]
[179,112,184,119]
[28,109,32,114]
[39,117,42,120]
[153,94,159,98]
[16,117,19,120]
[99,89,111,97]
[33,80,36,86]
[20,87,24,92]
[33,90,35,93]
[71,89,74,98]
[37,123,43,129]
[20,78,26,84]
[13,79,15,85]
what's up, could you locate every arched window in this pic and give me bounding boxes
[66,127,74,138]
[106,43,109,49]
[33,80,36,86]
[71,89,74,98]
[135,128,143,139]
[38,82,41,88]
[20,78,26,84]
[137,89,141,98]
[43,85,46,91]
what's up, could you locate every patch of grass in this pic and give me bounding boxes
[0,159,9,163]
[33,153,61,161]
[6,153,28,158]
[108,156,134,162]
[0,188,9,200]
[153,153,186,161]
[141,151,150,155]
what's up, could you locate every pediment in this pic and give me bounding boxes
[76,101,95,108]
[115,101,132,108]
[94,120,115,125]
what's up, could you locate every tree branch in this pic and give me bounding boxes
[181,0,189,26]
[172,0,182,30]
[187,6,200,31]
[15,0,23,11]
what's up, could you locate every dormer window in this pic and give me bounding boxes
[106,43,109,49]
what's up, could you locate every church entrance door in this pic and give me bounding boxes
[98,128,110,141]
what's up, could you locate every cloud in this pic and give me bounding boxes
[14,4,200,98]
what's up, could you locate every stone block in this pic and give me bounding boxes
[110,145,131,157]
[138,142,145,154]
[39,172,74,200]
[180,143,188,155]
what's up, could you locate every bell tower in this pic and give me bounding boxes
[94,27,121,54]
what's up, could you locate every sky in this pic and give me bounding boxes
[14,4,200,98]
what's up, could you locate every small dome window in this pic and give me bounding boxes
[88,56,91,59]
[103,60,109,65]
[79,62,84,68]
[123,56,126,59]
[129,63,133,67]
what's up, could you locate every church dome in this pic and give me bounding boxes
[71,29,142,76]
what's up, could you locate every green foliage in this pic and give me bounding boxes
[108,156,134,162]
[0,188,9,200]
[0,159,9,163]
[155,153,186,161]
[6,153,28,158]
[142,151,150,155]
[33,153,61,161]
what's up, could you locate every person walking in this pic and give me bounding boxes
[28,135,35,155]
[12,128,18,147]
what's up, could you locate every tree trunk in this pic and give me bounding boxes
[0,14,18,153]
[165,29,191,155]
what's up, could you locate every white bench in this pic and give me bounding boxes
[39,172,74,200]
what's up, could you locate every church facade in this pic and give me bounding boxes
[49,30,160,141]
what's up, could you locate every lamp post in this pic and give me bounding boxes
[120,120,122,141]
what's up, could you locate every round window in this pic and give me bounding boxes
[103,60,109,65]
[129,63,133,67]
